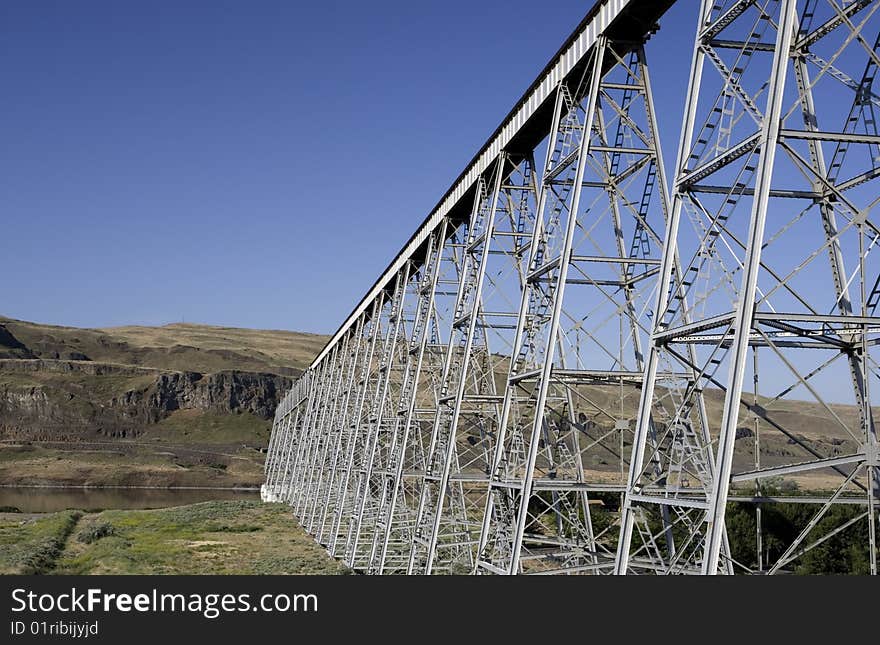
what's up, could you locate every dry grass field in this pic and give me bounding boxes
[1,316,327,375]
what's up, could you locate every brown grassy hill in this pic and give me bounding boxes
[0,316,326,376]
[0,316,328,488]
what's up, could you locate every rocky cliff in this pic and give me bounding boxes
[0,359,291,442]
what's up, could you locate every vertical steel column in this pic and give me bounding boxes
[328,296,385,556]
[702,0,798,574]
[303,335,353,534]
[290,359,331,514]
[408,156,509,574]
[369,223,450,573]
[300,343,344,532]
[476,78,568,575]
[615,0,712,576]
[344,265,412,568]
[316,318,368,545]
[264,409,293,499]
[511,39,601,576]
[477,32,683,574]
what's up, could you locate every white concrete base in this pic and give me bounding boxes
[260,484,280,503]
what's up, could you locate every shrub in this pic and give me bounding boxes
[77,521,117,544]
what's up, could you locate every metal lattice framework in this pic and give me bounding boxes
[263,0,880,575]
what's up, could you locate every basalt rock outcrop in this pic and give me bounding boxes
[0,359,291,442]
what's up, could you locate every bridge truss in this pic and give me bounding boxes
[264,0,880,575]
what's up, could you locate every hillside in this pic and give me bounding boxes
[0,316,326,375]
[0,316,328,488]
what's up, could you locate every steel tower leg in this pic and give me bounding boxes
[343,265,413,569]
[290,360,333,515]
[368,221,468,573]
[475,32,678,575]
[327,296,386,556]
[302,342,349,533]
[407,151,540,574]
[618,0,880,575]
[365,225,447,572]
[408,159,507,574]
[269,390,301,500]
[475,41,607,576]
[297,347,342,529]
[264,411,292,500]
[281,370,321,508]
[316,319,368,545]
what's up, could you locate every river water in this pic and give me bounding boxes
[0,487,261,513]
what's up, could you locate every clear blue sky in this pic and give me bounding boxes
[1,0,696,334]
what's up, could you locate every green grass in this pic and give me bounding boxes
[52,501,348,575]
[0,501,348,575]
[0,510,82,574]
[0,444,182,468]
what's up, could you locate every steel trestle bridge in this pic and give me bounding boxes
[263,0,880,575]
